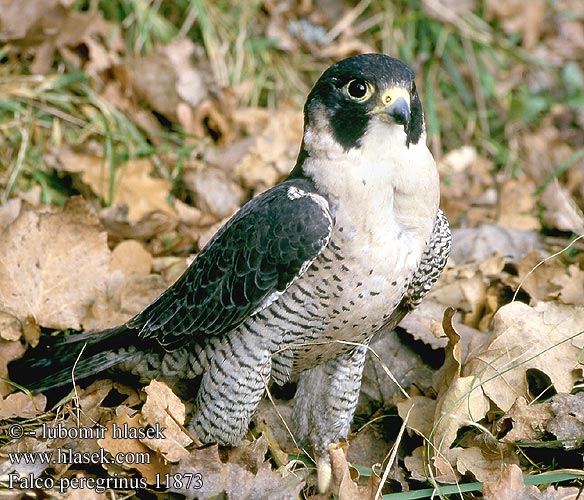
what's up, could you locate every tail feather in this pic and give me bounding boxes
[8,325,136,393]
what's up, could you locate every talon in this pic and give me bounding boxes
[317,456,333,493]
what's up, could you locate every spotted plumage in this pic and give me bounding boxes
[10,53,451,492]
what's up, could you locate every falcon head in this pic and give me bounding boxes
[301,53,424,153]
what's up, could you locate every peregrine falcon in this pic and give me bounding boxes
[10,54,451,489]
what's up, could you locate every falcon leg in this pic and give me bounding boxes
[188,333,272,446]
[291,344,368,492]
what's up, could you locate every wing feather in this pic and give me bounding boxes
[127,179,333,349]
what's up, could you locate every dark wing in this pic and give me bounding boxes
[127,179,333,350]
[404,208,451,308]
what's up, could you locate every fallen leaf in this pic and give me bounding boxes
[0,197,110,330]
[97,407,170,483]
[429,310,489,477]
[450,225,542,265]
[109,240,152,277]
[464,302,583,412]
[109,158,175,221]
[59,154,176,222]
[515,250,563,302]
[546,393,584,450]
[450,446,519,483]
[496,397,553,444]
[497,178,540,231]
[0,197,22,232]
[396,396,437,439]
[403,447,428,482]
[169,439,304,500]
[0,311,21,341]
[539,181,584,235]
[485,0,545,48]
[140,380,192,462]
[0,339,26,396]
[552,264,584,306]
[481,463,539,499]
[329,441,382,500]
[182,162,245,218]
[0,392,46,419]
[235,106,303,193]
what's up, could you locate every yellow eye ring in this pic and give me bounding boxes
[345,79,373,102]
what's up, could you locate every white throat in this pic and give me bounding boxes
[301,117,440,252]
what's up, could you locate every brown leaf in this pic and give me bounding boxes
[464,302,583,412]
[0,197,110,330]
[329,441,381,500]
[169,438,304,500]
[0,339,26,396]
[0,198,22,232]
[235,106,303,193]
[59,154,175,222]
[182,163,245,218]
[482,463,539,500]
[515,250,563,302]
[82,273,166,331]
[97,408,170,483]
[497,179,540,231]
[0,311,22,341]
[546,393,584,450]
[482,463,581,499]
[497,397,553,444]
[552,264,584,306]
[109,240,153,277]
[0,392,46,419]
[428,310,490,477]
[450,225,542,265]
[99,205,177,241]
[396,396,437,439]
[403,447,428,482]
[485,0,545,48]
[140,380,192,462]
[449,446,519,483]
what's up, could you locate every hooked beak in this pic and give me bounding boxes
[373,86,411,127]
[385,96,410,126]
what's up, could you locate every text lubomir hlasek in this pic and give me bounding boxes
[37,422,166,440]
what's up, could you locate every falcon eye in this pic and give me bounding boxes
[345,79,373,101]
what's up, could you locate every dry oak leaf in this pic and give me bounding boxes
[109,240,152,277]
[0,311,21,341]
[97,407,170,483]
[169,438,304,500]
[552,264,584,306]
[464,302,583,412]
[140,380,192,462]
[0,392,46,419]
[234,106,303,193]
[396,396,437,438]
[448,446,519,484]
[328,441,382,500]
[428,309,489,475]
[497,178,540,231]
[0,338,25,396]
[497,396,553,444]
[59,153,175,222]
[482,463,582,500]
[546,392,584,450]
[0,197,109,331]
[482,463,539,500]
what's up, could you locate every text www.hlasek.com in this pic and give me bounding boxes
[8,447,150,466]
[8,448,152,493]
